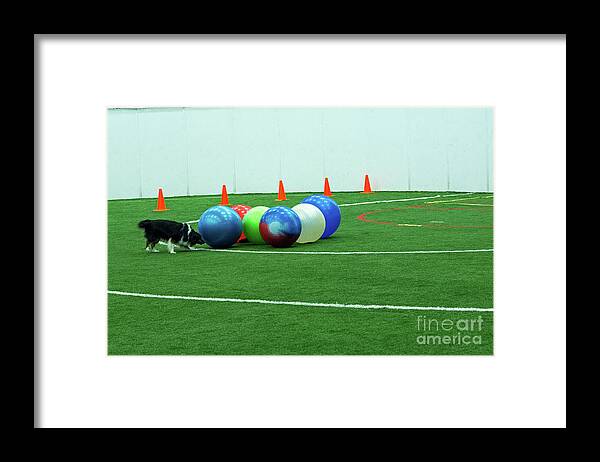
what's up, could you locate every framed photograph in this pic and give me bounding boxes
[36,35,566,428]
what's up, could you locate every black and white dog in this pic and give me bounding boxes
[138,219,204,254]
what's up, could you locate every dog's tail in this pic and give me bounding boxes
[138,220,151,229]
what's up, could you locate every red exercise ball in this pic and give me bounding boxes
[230,205,252,242]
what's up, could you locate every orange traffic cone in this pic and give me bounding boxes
[219,184,229,205]
[153,188,169,211]
[362,174,373,194]
[323,177,333,196]
[276,180,287,201]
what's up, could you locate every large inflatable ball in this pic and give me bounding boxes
[291,203,326,244]
[301,195,341,239]
[241,206,269,244]
[198,205,242,249]
[230,204,252,242]
[259,206,302,248]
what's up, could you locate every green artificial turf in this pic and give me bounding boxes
[108,191,493,355]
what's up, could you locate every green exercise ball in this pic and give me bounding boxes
[242,206,269,243]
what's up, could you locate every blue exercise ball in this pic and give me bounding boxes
[259,206,302,248]
[198,206,243,249]
[301,195,341,239]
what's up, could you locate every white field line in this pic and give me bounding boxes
[338,194,443,207]
[337,192,481,207]
[108,290,493,313]
[157,241,492,255]
[425,195,493,205]
[189,247,493,255]
[438,192,484,197]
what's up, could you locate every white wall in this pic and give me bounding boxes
[108,107,493,199]
[107,109,141,199]
[186,108,236,197]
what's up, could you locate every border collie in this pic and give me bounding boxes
[138,219,204,254]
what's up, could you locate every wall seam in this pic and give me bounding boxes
[183,108,190,196]
[136,110,143,198]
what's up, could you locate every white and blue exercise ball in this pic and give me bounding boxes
[259,206,302,248]
[300,195,341,239]
[198,206,243,249]
[291,203,326,243]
